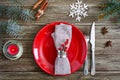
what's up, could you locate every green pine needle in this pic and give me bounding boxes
[0,20,23,38]
[6,20,23,38]
[0,4,35,22]
[99,0,120,20]
[20,9,35,22]
[6,6,21,20]
[103,3,120,19]
[0,0,35,38]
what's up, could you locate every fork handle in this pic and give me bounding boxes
[91,49,95,75]
[84,55,89,75]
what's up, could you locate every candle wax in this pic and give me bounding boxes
[7,44,19,55]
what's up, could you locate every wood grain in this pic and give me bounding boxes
[0,0,120,80]
[0,72,120,80]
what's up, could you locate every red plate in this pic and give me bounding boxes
[33,22,87,76]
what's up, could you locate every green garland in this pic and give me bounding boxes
[0,20,23,37]
[99,0,120,21]
[0,0,35,50]
[6,20,23,38]
[0,1,35,37]
[0,5,35,22]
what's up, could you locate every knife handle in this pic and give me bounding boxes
[91,49,95,75]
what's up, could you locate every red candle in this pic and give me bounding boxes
[7,44,19,55]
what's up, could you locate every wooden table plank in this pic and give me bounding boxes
[0,0,120,79]
[0,50,120,72]
[0,23,120,39]
[0,72,120,80]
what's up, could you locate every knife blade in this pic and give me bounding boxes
[90,22,95,75]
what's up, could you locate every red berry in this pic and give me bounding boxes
[65,39,69,45]
[64,47,67,52]
[61,44,65,47]
[58,47,62,51]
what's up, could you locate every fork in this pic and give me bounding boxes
[84,36,89,75]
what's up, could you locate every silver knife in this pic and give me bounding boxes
[90,22,95,75]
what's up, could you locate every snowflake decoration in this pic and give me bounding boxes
[69,0,88,22]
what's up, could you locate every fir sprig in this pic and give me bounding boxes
[0,5,35,22]
[6,6,21,20]
[0,20,23,38]
[99,0,120,20]
[6,20,23,38]
[103,2,120,19]
[0,0,35,38]
[20,9,35,22]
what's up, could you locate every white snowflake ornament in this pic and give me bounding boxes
[69,0,88,22]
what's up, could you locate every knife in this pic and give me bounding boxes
[90,22,95,75]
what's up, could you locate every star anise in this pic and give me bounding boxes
[101,27,108,35]
[104,40,112,48]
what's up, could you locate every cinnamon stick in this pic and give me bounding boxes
[33,0,44,9]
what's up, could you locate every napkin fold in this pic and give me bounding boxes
[51,23,72,75]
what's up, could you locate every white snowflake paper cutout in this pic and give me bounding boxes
[69,0,88,22]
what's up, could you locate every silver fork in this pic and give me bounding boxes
[84,36,89,75]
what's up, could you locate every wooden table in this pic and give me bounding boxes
[0,0,120,80]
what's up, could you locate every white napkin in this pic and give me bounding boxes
[52,23,72,50]
[51,23,72,75]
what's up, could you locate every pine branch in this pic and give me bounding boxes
[99,0,120,20]
[0,5,35,22]
[6,6,21,20]
[103,3,120,19]
[20,9,35,22]
[0,20,23,38]
[0,1,35,38]
[6,19,23,38]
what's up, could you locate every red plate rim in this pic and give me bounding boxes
[33,22,87,76]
